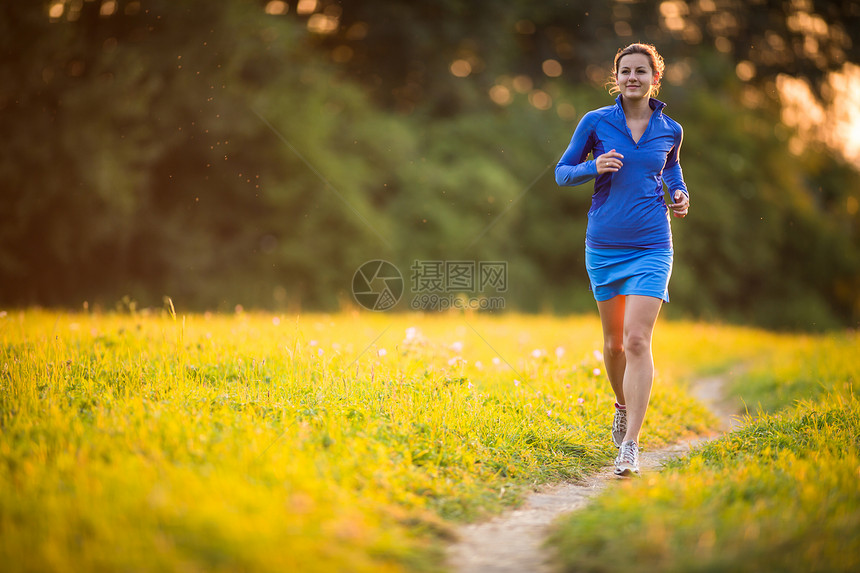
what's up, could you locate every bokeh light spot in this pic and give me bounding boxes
[450,59,472,78]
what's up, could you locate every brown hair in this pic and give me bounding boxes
[608,43,665,97]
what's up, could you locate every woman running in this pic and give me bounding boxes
[555,43,690,476]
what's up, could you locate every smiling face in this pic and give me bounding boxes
[616,53,656,100]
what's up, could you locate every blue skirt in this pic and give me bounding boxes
[585,246,673,303]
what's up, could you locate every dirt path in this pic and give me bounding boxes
[446,375,740,573]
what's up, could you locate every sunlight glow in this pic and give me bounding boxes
[512,75,533,93]
[99,0,117,17]
[735,61,755,82]
[264,1,288,16]
[307,14,337,35]
[48,2,64,20]
[660,1,687,31]
[296,0,317,15]
[450,59,472,78]
[489,85,512,106]
[542,59,563,78]
[777,63,860,166]
[528,90,552,111]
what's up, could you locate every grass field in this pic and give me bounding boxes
[0,309,844,572]
[550,327,859,573]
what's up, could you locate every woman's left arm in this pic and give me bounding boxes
[664,124,689,218]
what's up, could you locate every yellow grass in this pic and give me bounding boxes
[0,309,776,571]
[550,327,859,573]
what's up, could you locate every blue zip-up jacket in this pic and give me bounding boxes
[555,96,688,249]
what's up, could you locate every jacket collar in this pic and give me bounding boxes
[614,94,666,115]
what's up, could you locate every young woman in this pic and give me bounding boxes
[555,43,690,476]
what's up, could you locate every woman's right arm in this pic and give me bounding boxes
[555,112,599,187]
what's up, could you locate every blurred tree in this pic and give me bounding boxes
[307,0,859,111]
[0,1,393,309]
[0,0,857,328]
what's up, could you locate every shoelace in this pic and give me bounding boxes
[613,410,627,434]
[619,441,638,464]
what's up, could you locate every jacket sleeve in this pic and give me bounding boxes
[662,123,689,197]
[555,112,599,187]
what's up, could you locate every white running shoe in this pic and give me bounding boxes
[614,440,640,477]
[612,407,627,448]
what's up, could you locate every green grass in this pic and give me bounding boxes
[1,309,733,572]
[726,333,858,413]
[549,330,859,573]
[4,310,837,572]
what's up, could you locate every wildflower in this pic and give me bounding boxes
[492,357,501,365]
[555,346,565,358]
[577,397,585,405]
[593,368,601,376]
[514,379,520,386]
[467,381,473,389]
[377,348,387,357]
[593,349,604,362]
[272,316,281,326]
[475,360,483,369]
[531,349,544,359]
[404,326,419,342]
[451,341,464,353]
[448,356,467,367]
[318,348,324,356]
[310,340,319,346]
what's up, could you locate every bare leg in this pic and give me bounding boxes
[596,295,627,406]
[620,295,664,443]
